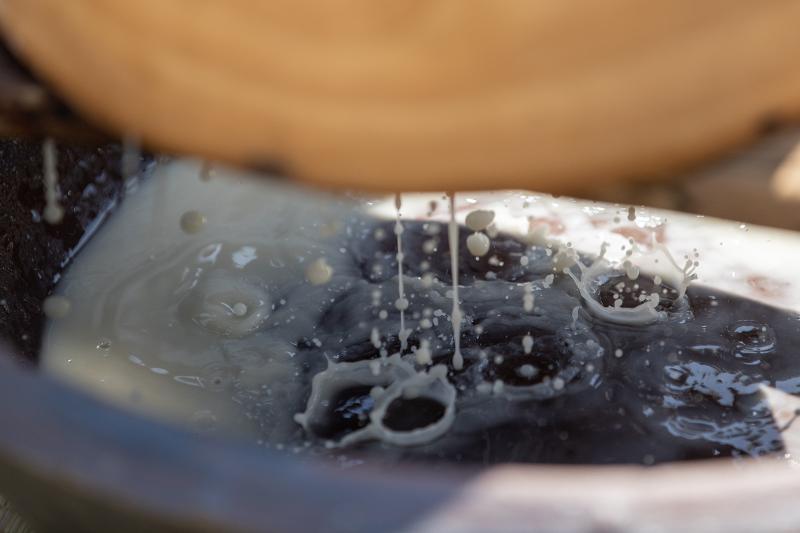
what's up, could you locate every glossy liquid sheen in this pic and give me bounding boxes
[41,161,800,465]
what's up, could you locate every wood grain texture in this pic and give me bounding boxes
[2,1,800,193]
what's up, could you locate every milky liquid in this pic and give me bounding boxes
[41,161,363,437]
[40,163,800,464]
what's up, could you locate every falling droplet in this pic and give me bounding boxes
[466,232,491,257]
[465,209,495,232]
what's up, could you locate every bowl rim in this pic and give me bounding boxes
[0,348,797,532]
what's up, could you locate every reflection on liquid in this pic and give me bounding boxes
[41,161,800,466]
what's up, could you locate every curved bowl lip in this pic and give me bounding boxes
[0,349,799,532]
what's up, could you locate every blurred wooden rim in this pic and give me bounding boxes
[2,1,800,193]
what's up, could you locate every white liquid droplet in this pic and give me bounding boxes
[465,209,495,232]
[466,232,491,257]
[492,379,504,395]
[415,339,432,365]
[523,283,535,312]
[522,334,534,354]
[623,260,640,281]
[371,327,381,349]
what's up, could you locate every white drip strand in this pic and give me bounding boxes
[523,283,535,312]
[448,193,463,370]
[395,194,408,352]
[42,138,64,224]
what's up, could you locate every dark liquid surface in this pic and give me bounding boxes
[9,141,795,466]
[263,219,800,466]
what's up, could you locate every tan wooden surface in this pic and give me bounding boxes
[2,1,800,193]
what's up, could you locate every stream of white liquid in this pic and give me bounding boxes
[448,194,463,370]
[395,194,408,352]
[42,138,64,224]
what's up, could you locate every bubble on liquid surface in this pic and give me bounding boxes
[727,321,776,362]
